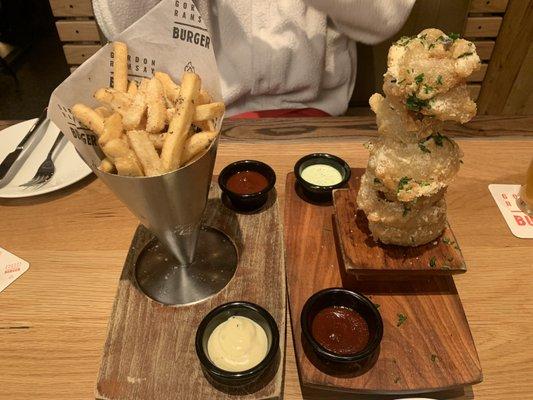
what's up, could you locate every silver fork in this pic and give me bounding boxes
[20,132,64,188]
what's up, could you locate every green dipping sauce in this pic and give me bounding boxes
[301,164,343,186]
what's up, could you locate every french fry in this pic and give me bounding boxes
[138,78,150,94]
[197,89,211,105]
[193,102,225,121]
[94,88,132,116]
[206,119,216,131]
[113,42,128,92]
[154,72,180,103]
[72,104,105,136]
[166,107,176,124]
[94,106,112,118]
[161,72,201,171]
[148,133,166,150]
[195,119,216,132]
[123,92,146,130]
[99,113,123,145]
[127,81,138,96]
[145,78,166,133]
[182,131,218,164]
[102,138,143,176]
[127,130,163,176]
[98,158,115,173]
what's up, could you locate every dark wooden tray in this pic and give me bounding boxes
[96,182,286,400]
[333,168,466,277]
[285,172,482,395]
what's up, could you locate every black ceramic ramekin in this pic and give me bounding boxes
[195,301,279,386]
[300,288,383,365]
[218,160,276,211]
[293,153,350,202]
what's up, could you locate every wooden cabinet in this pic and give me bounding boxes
[49,0,103,72]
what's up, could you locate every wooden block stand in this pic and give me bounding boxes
[333,169,467,277]
[96,183,286,400]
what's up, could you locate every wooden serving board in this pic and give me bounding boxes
[334,168,467,277]
[96,182,286,400]
[285,172,482,395]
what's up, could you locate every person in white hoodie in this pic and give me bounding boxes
[93,0,414,117]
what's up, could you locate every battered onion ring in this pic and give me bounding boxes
[357,171,445,228]
[368,215,446,246]
[383,29,480,123]
[369,93,442,143]
[367,135,462,201]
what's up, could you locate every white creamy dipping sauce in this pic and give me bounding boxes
[207,316,268,372]
[301,164,343,186]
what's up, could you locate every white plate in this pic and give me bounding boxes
[0,119,92,198]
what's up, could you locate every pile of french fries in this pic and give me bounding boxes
[72,41,224,176]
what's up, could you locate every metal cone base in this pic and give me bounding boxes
[135,226,238,305]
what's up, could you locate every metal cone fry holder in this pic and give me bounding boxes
[95,140,238,305]
[46,0,234,306]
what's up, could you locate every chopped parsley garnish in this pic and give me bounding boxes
[397,176,411,192]
[428,43,435,50]
[429,257,437,268]
[397,36,413,46]
[431,132,447,146]
[420,181,430,187]
[403,205,411,217]
[419,33,427,40]
[373,303,380,309]
[458,52,473,58]
[374,177,382,184]
[418,143,431,153]
[397,313,408,327]
[423,84,434,94]
[431,354,439,363]
[406,94,429,112]
[442,238,455,245]
[397,78,406,84]
[436,75,443,85]
[449,32,460,41]
[414,73,425,84]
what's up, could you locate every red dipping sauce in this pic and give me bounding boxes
[226,170,268,195]
[311,306,369,355]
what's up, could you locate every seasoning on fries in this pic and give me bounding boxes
[72,41,223,177]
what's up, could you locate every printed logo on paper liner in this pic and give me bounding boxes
[173,1,211,49]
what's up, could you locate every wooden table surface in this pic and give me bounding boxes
[1,117,532,400]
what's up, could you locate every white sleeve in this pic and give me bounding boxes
[303,0,415,44]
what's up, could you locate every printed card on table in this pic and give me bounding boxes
[0,247,29,293]
[489,184,533,239]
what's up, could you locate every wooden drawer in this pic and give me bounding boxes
[464,17,503,37]
[469,0,508,13]
[474,41,495,60]
[63,44,101,64]
[56,20,100,42]
[50,0,93,17]
[467,84,481,100]
[468,63,488,82]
